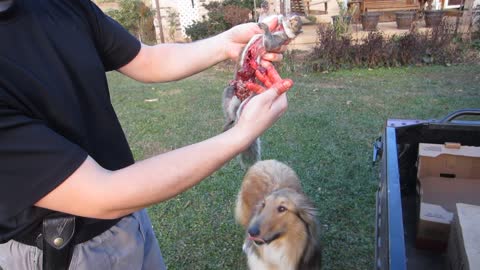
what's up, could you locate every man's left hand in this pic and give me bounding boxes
[222,17,286,63]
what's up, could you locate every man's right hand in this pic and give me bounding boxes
[233,87,289,147]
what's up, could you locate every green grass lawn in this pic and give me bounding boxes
[108,64,480,270]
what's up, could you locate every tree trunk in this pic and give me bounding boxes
[154,0,165,43]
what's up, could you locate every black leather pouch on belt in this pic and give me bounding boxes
[42,213,76,270]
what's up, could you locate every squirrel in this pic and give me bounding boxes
[222,15,302,169]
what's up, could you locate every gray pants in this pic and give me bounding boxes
[0,210,166,270]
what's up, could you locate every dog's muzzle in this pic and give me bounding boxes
[247,232,282,246]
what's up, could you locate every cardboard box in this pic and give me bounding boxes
[416,143,480,250]
[447,203,480,270]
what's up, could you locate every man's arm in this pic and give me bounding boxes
[118,20,285,83]
[35,89,288,219]
[118,35,230,83]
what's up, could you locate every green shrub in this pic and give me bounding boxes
[223,5,251,26]
[306,15,317,24]
[309,21,476,71]
[223,0,254,10]
[107,0,155,44]
[331,0,356,36]
[167,9,179,42]
[185,0,254,41]
[472,39,480,51]
[471,5,480,50]
[185,19,212,41]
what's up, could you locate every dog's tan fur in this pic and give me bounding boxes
[235,160,322,270]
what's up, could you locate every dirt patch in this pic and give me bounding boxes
[359,95,387,109]
[315,82,347,89]
[158,88,183,96]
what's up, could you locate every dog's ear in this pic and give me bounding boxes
[295,196,318,236]
[296,197,322,269]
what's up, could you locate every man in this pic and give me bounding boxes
[0,0,290,269]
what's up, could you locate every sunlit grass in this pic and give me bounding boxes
[108,64,480,270]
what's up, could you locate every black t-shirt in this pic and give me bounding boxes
[0,0,141,242]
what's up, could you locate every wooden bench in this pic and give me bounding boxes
[304,0,329,15]
[361,0,421,13]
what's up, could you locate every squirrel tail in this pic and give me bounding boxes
[239,138,261,169]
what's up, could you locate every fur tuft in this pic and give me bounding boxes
[222,90,261,169]
[222,85,240,132]
[238,138,261,169]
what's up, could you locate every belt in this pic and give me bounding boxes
[14,216,121,248]
[13,213,121,270]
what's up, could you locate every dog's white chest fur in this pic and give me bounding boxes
[244,241,296,270]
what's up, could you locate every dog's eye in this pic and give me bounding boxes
[277,206,287,213]
[261,201,266,208]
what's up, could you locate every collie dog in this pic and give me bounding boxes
[235,160,322,270]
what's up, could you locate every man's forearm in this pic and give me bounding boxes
[129,33,229,83]
[35,125,252,219]
[102,125,250,217]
